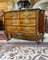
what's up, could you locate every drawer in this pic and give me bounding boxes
[4,12,19,18]
[19,19,36,27]
[23,19,36,26]
[23,27,36,33]
[5,26,19,32]
[5,20,19,25]
[19,11,36,18]
[5,26,24,33]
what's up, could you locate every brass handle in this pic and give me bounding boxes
[23,13,31,17]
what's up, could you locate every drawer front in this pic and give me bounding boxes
[5,26,36,33]
[19,19,36,27]
[20,11,36,18]
[5,20,19,26]
[5,26,19,32]
[4,12,18,18]
[5,26,24,33]
[23,27,36,33]
[23,19,36,26]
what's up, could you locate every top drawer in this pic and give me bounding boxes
[4,12,19,18]
[19,10,36,19]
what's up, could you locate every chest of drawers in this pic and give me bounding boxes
[4,9,45,43]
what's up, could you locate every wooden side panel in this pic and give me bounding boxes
[38,11,45,33]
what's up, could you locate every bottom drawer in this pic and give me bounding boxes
[5,26,24,33]
[6,27,17,31]
[5,26,36,34]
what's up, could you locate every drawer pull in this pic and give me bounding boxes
[23,13,32,17]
